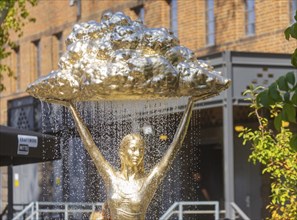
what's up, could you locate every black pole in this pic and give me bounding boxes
[7,165,13,219]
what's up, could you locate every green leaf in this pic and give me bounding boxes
[281,109,288,121]
[257,90,274,107]
[268,83,282,102]
[291,23,297,39]
[285,21,297,41]
[283,103,296,123]
[242,89,251,96]
[291,48,297,68]
[285,71,295,85]
[274,113,282,131]
[284,92,290,102]
[291,90,297,105]
[284,26,291,40]
[289,134,297,151]
[277,76,289,91]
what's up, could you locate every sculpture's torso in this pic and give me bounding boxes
[107,173,153,220]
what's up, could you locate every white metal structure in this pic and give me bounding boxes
[230,202,250,220]
[12,202,103,220]
[159,201,250,220]
[12,201,249,220]
[159,201,220,220]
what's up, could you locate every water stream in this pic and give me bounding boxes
[40,97,202,219]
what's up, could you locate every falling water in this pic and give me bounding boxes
[39,97,207,219]
[40,101,65,204]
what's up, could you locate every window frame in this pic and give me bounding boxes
[245,0,255,36]
[13,46,21,92]
[205,0,215,46]
[133,5,145,23]
[55,32,63,59]
[170,0,178,37]
[32,39,41,77]
[290,0,297,23]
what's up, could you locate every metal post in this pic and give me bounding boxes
[7,165,13,220]
[76,0,81,19]
[178,203,183,220]
[214,202,219,220]
[36,202,39,220]
[65,203,68,220]
[92,203,95,212]
[31,203,34,220]
[0,168,1,215]
[223,51,235,219]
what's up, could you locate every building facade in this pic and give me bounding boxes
[1,0,296,219]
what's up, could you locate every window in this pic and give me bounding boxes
[32,39,41,77]
[133,6,145,23]
[170,0,178,37]
[291,0,297,23]
[206,0,215,45]
[245,0,255,36]
[8,96,40,130]
[55,32,63,59]
[13,46,20,92]
[52,33,63,69]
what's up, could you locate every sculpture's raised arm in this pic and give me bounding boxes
[48,99,115,185]
[146,97,196,185]
[68,103,115,183]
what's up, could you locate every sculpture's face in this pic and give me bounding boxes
[122,139,144,168]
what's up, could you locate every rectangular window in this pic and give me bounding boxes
[52,33,63,69]
[206,0,215,45]
[55,32,63,58]
[133,6,145,23]
[8,96,39,130]
[245,0,255,36]
[291,0,297,23]
[32,39,41,77]
[14,47,20,92]
[170,0,178,37]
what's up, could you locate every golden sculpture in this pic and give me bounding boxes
[26,11,230,103]
[26,11,231,220]
[52,97,196,220]
[89,211,105,220]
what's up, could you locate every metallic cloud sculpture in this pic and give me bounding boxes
[27,11,230,102]
[27,11,230,220]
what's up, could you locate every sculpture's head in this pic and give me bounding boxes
[119,133,145,172]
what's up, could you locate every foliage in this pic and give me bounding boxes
[256,9,297,150]
[256,71,297,150]
[239,85,297,219]
[0,0,37,92]
[239,10,297,219]
[285,10,297,67]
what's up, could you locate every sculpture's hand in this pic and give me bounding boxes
[43,98,72,107]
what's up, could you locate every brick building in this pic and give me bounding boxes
[0,0,296,219]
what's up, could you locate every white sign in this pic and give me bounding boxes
[17,135,38,155]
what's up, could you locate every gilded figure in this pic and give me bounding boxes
[54,97,197,220]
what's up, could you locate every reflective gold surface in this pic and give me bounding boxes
[63,97,196,220]
[27,11,232,219]
[26,11,230,103]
